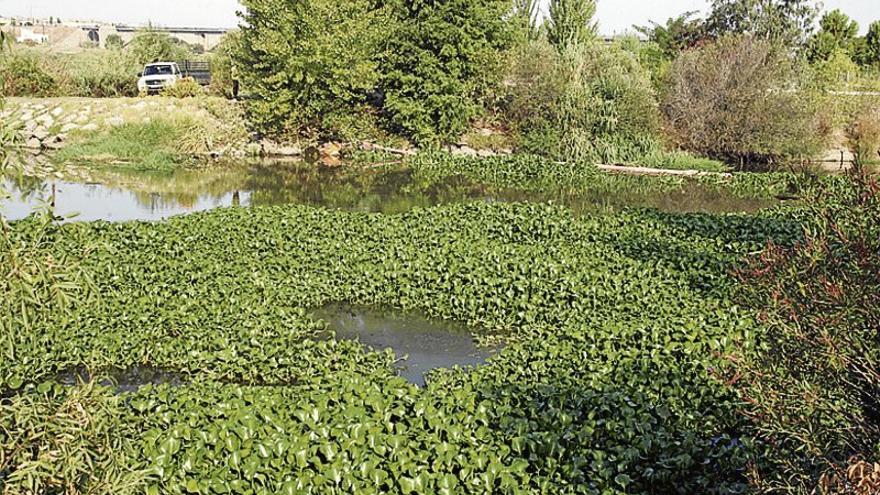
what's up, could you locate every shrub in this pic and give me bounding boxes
[662,35,827,169]
[846,101,880,170]
[0,383,150,494]
[380,0,514,144]
[61,50,139,97]
[161,77,203,98]
[505,39,662,163]
[0,51,57,96]
[733,175,880,492]
[105,33,125,50]
[235,0,387,139]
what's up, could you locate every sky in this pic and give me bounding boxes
[0,0,876,34]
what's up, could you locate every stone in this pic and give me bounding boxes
[44,138,64,150]
[320,141,343,157]
[32,128,50,141]
[24,120,37,133]
[61,123,79,133]
[261,140,302,156]
[451,145,477,156]
[81,123,100,132]
[477,149,496,158]
[51,107,64,117]
[25,137,42,149]
[105,117,124,127]
[36,114,54,127]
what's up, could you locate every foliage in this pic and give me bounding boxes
[58,49,139,98]
[505,39,663,164]
[127,31,194,66]
[234,0,387,139]
[546,0,597,52]
[381,0,514,144]
[105,33,125,50]
[733,176,880,493]
[2,188,808,493]
[808,9,859,63]
[707,0,819,48]
[209,31,240,98]
[662,35,827,169]
[512,0,541,43]
[810,48,861,90]
[846,100,880,170]
[55,121,188,171]
[0,50,58,96]
[634,11,708,60]
[161,77,204,98]
[0,382,151,494]
[0,48,139,98]
[862,21,880,68]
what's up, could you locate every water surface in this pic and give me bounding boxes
[314,304,495,386]
[2,161,778,222]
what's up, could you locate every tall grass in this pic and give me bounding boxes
[56,121,185,171]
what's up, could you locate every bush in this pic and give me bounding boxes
[236,0,387,138]
[733,175,880,492]
[381,0,513,144]
[505,39,663,163]
[161,77,203,98]
[0,49,139,98]
[60,50,139,97]
[662,35,827,169]
[846,101,880,170]
[0,51,57,96]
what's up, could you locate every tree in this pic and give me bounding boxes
[128,31,194,65]
[707,0,819,48]
[864,21,880,67]
[547,0,597,51]
[105,34,124,50]
[235,0,388,136]
[808,9,859,62]
[382,0,514,143]
[635,11,707,59]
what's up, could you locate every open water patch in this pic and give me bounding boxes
[313,304,497,386]
[57,366,186,393]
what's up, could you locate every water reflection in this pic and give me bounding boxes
[2,160,778,222]
[313,304,495,386]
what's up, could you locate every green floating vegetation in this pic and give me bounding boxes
[3,197,805,493]
[404,152,839,200]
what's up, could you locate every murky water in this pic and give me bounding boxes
[57,366,185,393]
[314,304,495,386]
[2,161,777,222]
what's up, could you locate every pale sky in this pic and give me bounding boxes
[0,0,876,34]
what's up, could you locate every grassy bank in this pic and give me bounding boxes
[1,96,250,169]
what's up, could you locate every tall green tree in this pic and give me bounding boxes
[235,0,388,136]
[707,0,819,48]
[547,0,597,51]
[808,9,859,62]
[381,0,513,143]
[864,21,880,67]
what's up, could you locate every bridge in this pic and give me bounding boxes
[83,24,229,51]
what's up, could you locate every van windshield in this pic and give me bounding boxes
[144,65,175,76]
